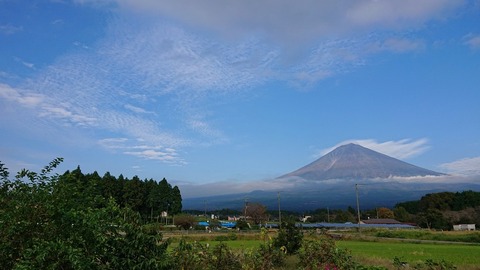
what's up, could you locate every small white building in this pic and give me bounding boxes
[301,216,312,222]
[453,224,476,231]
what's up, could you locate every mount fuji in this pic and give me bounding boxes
[280,143,445,181]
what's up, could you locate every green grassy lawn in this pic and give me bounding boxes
[339,240,480,268]
[365,229,480,243]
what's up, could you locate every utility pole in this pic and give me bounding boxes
[355,184,361,231]
[204,200,207,218]
[166,203,169,225]
[244,197,248,221]
[278,191,281,229]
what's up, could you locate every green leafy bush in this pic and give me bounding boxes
[215,235,230,241]
[171,239,242,270]
[272,219,303,254]
[228,231,238,240]
[240,240,286,270]
[297,238,359,270]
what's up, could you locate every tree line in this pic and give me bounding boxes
[59,165,182,219]
[394,190,480,230]
[305,190,480,230]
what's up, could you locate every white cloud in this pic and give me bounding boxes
[39,105,98,126]
[0,83,45,107]
[98,137,129,149]
[124,104,153,114]
[345,0,461,28]
[114,0,462,45]
[379,38,426,53]
[14,57,35,69]
[0,24,23,35]
[51,19,64,25]
[176,177,297,198]
[100,20,271,97]
[184,114,228,144]
[0,84,97,127]
[319,138,430,160]
[439,156,480,176]
[124,149,182,163]
[98,137,186,165]
[463,34,480,50]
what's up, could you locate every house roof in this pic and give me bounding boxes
[361,218,401,224]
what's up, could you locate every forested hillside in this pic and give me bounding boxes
[395,190,480,230]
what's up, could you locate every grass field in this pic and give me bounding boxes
[337,240,480,269]
[166,231,480,269]
[361,229,480,243]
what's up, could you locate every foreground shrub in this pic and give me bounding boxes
[240,241,286,270]
[171,239,242,270]
[297,238,358,270]
[0,160,172,269]
[272,219,303,254]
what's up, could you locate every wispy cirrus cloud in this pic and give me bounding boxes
[39,105,98,126]
[98,137,186,165]
[100,20,273,97]
[14,57,35,69]
[439,156,480,176]
[463,33,480,50]
[0,24,23,35]
[124,149,183,163]
[0,83,98,127]
[377,38,426,53]
[319,138,430,160]
[124,104,154,114]
[0,83,44,107]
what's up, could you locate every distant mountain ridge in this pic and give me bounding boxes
[181,144,479,212]
[280,143,445,180]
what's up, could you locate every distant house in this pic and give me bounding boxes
[453,224,476,231]
[361,219,401,225]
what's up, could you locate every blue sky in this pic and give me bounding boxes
[1,0,480,197]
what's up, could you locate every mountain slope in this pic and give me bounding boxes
[280,143,444,180]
